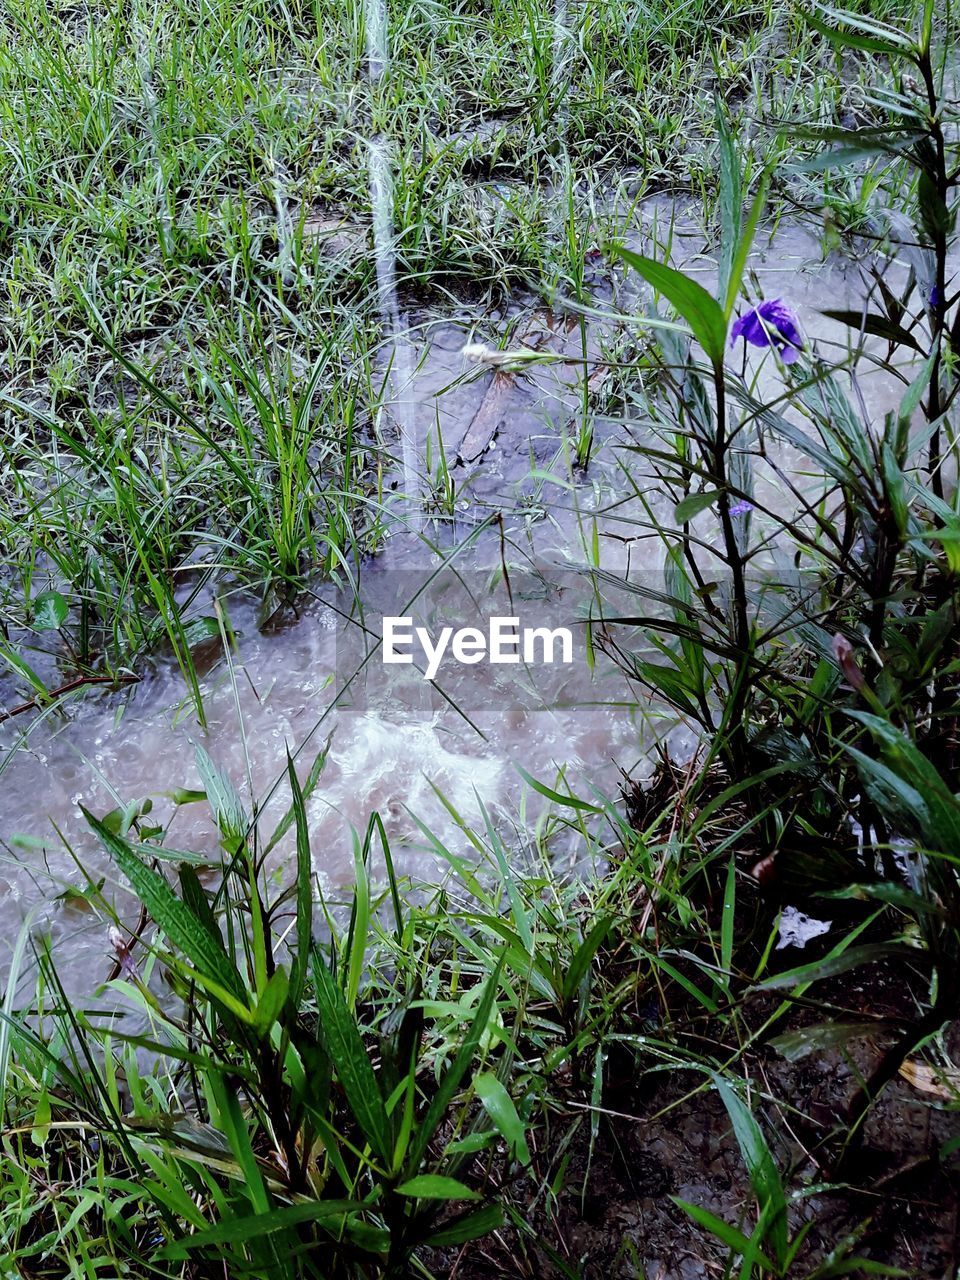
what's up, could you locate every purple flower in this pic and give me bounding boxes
[729,500,753,516]
[731,299,804,364]
[930,285,942,311]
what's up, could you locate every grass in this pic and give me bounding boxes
[2,0,960,1274]
[0,0,928,704]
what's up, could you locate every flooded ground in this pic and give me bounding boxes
[0,210,922,996]
[2,199,958,1277]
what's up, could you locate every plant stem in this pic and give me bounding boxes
[917,45,949,498]
[712,364,752,767]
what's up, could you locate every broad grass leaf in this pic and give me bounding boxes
[670,1197,776,1270]
[395,1175,481,1201]
[83,808,247,1006]
[0,636,49,700]
[611,246,727,368]
[822,309,924,352]
[753,942,909,990]
[253,967,290,1039]
[156,1199,366,1258]
[424,1204,504,1247]
[796,145,900,173]
[725,170,769,319]
[286,751,313,1006]
[770,1021,884,1062]
[264,735,332,856]
[310,950,390,1163]
[674,490,718,524]
[562,916,614,1003]
[182,616,220,648]
[405,965,502,1171]
[847,713,960,852]
[801,6,910,54]
[713,1075,787,1265]
[514,764,600,812]
[194,743,248,849]
[716,97,741,309]
[474,1072,530,1166]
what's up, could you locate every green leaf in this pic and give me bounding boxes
[796,145,897,173]
[674,490,719,524]
[155,1199,365,1258]
[742,396,855,487]
[847,713,960,852]
[194,743,248,850]
[897,350,936,444]
[725,170,769,319]
[120,841,213,867]
[720,854,736,992]
[253,966,289,1038]
[917,169,953,243]
[770,1021,885,1062]
[286,752,313,1007]
[207,1073,270,1216]
[424,1204,504,1248]
[716,97,742,309]
[802,7,909,55]
[82,807,247,1006]
[265,735,332,857]
[919,0,934,54]
[395,1175,481,1201]
[822,309,924,353]
[753,942,909,991]
[514,764,600,812]
[406,965,502,1172]
[671,1197,776,1269]
[341,1222,390,1254]
[633,660,700,719]
[32,590,68,632]
[0,636,49,700]
[445,1131,497,1154]
[182,616,221,648]
[474,1072,530,1166]
[714,1075,787,1265]
[562,915,614,1003]
[881,442,909,538]
[310,951,390,1163]
[610,245,728,368]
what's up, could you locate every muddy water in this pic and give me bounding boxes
[0,213,921,994]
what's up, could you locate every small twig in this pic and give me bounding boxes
[0,672,140,725]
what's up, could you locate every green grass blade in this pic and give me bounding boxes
[610,245,727,369]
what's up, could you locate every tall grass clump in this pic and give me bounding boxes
[0,750,519,1277]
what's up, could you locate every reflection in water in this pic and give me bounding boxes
[364,0,420,533]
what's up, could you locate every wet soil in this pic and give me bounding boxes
[436,952,960,1279]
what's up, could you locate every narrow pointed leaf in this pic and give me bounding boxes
[611,245,727,368]
[83,807,246,1001]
